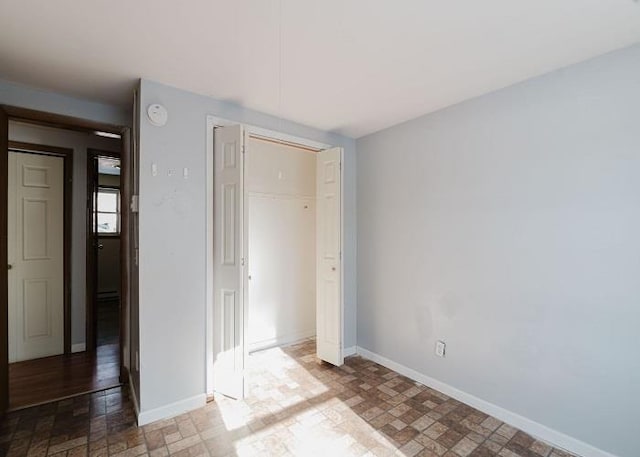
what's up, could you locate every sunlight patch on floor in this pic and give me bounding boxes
[211,342,401,455]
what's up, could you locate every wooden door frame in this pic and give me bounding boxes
[85,148,121,354]
[8,141,73,355]
[0,105,131,414]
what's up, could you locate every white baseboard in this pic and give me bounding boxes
[71,343,86,353]
[343,346,357,358]
[137,393,207,426]
[249,329,316,353]
[355,347,618,457]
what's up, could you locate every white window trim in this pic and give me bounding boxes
[96,186,121,235]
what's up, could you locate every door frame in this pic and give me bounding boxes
[85,148,121,354]
[204,115,342,397]
[0,105,131,415]
[7,141,73,357]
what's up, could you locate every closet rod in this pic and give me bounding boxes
[248,133,321,153]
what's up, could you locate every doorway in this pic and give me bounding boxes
[245,136,317,353]
[208,120,345,400]
[0,106,131,414]
[86,150,122,354]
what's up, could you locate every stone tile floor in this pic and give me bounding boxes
[0,339,578,456]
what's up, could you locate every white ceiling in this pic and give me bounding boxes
[1,1,639,138]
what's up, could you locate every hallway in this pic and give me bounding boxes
[8,298,121,411]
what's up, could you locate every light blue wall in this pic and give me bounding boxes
[0,79,129,127]
[356,44,640,457]
[137,79,357,412]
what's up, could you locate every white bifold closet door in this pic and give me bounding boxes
[316,147,344,366]
[213,126,344,399]
[213,125,247,399]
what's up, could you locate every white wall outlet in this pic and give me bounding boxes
[435,340,446,358]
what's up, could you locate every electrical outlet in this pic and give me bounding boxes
[435,340,446,358]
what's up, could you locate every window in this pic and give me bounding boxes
[97,187,120,234]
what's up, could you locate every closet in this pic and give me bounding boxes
[246,137,317,352]
[212,124,343,399]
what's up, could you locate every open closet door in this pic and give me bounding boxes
[213,125,247,399]
[316,147,344,366]
[0,107,8,414]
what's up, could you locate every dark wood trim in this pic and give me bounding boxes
[8,141,73,157]
[119,129,131,385]
[86,148,121,354]
[8,141,74,355]
[1,106,125,135]
[0,107,9,415]
[87,149,121,159]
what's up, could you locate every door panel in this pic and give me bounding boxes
[8,152,64,362]
[213,125,246,399]
[316,147,343,366]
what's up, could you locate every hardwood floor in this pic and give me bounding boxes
[97,298,119,346]
[8,298,121,411]
[8,343,120,411]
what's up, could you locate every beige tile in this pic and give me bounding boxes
[110,444,147,457]
[411,415,436,432]
[166,434,201,455]
[3,341,583,457]
[399,439,426,457]
[48,437,88,455]
[450,437,478,457]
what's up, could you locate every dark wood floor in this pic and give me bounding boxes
[96,297,120,347]
[8,298,121,411]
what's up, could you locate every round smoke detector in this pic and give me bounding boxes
[147,103,168,127]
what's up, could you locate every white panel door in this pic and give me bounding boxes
[316,147,343,366]
[8,151,65,362]
[213,125,247,399]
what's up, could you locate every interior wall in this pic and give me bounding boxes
[356,43,640,457]
[0,79,129,127]
[8,121,121,348]
[137,78,356,416]
[246,138,316,352]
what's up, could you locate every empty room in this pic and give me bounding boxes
[0,1,638,457]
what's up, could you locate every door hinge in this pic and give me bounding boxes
[241,257,245,266]
[130,195,139,213]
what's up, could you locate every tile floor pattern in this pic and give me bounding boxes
[0,339,578,457]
